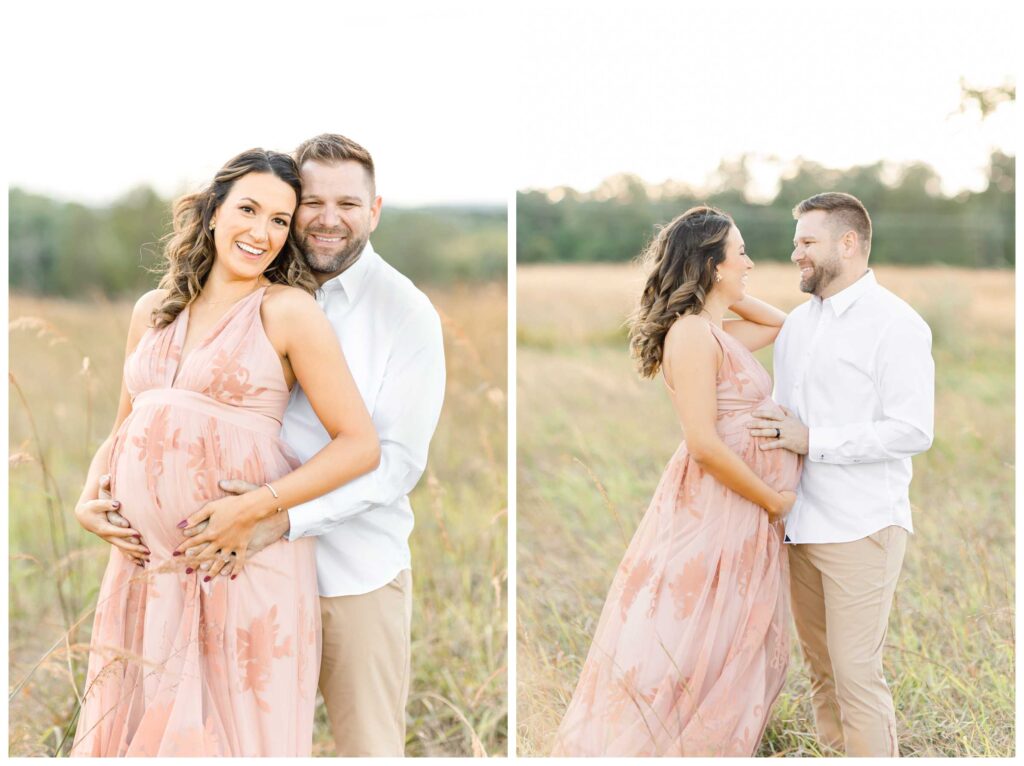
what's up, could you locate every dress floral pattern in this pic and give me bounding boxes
[552,321,801,757]
[72,288,320,757]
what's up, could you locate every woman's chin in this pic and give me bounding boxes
[224,261,267,281]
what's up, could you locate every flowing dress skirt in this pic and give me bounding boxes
[553,324,801,756]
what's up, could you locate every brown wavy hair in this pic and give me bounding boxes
[152,148,319,328]
[627,205,734,378]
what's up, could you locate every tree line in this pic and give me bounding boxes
[518,151,1014,268]
[9,188,506,298]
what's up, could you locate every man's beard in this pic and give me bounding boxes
[800,253,842,296]
[298,230,369,276]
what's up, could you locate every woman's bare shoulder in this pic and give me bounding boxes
[263,283,317,308]
[122,289,170,348]
[262,284,321,319]
[663,314,723,382]
[130,288,171,328]
[261,284,326,346]
[134,288,169,313]
[664,314,715,349]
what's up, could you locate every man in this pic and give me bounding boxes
[747,192,934,757]
[103,134,446,756]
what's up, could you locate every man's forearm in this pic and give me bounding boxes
[809,420,933,464]
[286,471,407,539]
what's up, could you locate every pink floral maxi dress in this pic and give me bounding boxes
[552,322,801,757]
[72,288,320,757]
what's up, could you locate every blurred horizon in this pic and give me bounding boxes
[517,75,1014,269]
[518,144,1017,204]
[518,77,1015,202]
[7,184,506,213]
[9,184,506,298]
[517,147,1014,268]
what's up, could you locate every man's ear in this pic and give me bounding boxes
[841,229,858,257]
[369,195,383,233]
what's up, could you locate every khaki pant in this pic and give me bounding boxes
[319,570,413,757]
[789,527,908,757]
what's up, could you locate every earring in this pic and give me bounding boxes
[715,272,722,283]
[209,221,216,231]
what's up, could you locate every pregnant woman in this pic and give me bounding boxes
[552,206,801,756]
[70,149,380,756]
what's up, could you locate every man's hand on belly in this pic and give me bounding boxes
[748,406,809,455]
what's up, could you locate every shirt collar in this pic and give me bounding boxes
[819,268,877,317]
[317,241,378,300]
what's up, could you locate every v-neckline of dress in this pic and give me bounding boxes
[170,286,267,388]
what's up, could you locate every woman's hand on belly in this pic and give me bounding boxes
[182,508,290,579]
[174,494,261,577]
[173,482,281,579]
[75,476,150,565]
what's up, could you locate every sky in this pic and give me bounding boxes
[5,1,512,206]
[513,0,1017,198]
[4,1,1016,206]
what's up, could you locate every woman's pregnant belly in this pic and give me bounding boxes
[717,401,802,494]
[108,403,295,557]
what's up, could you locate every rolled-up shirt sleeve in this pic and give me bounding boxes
[808,317,934,464]
[285,305,446,540]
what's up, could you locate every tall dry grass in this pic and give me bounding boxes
[8,281,507,757]
[516,263,1014,756]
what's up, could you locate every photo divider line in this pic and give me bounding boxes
[506,179,518,758]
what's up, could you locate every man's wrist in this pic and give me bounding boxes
[259,509,290,543]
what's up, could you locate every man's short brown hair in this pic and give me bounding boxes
[294,133,376,196]
[793,192,872,255]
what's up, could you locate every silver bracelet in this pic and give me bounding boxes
[263,482,285,513]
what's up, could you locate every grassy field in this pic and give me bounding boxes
[8,281,508,757]
[516,263,1014,756]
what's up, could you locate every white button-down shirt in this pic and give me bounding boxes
[280,242,446,596]
[773,270,934,544]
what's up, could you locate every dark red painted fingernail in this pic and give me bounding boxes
[185,567,194,574]
[230,575,237,580]
[172,551,181,557]
[203,576,211,582]
[136,561,144,567]
[177,520,188,529]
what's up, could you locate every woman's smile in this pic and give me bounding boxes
[236,241,266,258]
